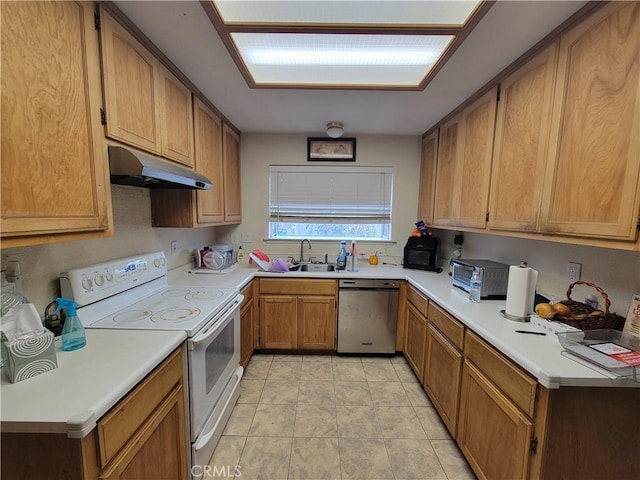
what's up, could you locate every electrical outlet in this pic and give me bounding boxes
[566,262,582,282]
[171,240,178,256]
[241,233,251,243]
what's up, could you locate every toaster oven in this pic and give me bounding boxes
[451,259,509,299]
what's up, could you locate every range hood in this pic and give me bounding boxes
[108,146,212,190]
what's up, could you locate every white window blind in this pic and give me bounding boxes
[269,166,393,224]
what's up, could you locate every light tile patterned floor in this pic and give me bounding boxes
[208,354,476,480]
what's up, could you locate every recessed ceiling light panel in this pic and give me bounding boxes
[231,33,454,86]
[214,1,482,27]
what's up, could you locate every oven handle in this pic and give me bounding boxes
[189,294,244,348]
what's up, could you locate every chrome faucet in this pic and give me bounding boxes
[300,239,311,263]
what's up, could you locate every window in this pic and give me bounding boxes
[269,165,393,241]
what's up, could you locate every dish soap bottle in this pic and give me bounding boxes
[469,270,482,303]
[337,241,348,270]
[369,251,379,265]
[237,246,245,263]
[55,298,86,351]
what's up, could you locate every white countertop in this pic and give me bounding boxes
[175,262,639,389]
[0,329,186,438]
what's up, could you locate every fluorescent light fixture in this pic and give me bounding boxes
[231,33,454,86]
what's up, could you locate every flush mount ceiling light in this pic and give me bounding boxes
[203,1,491,91]
[326,122,344,138]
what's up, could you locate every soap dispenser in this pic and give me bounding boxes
[55,298,86,351]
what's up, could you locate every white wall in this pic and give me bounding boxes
[1,186,217,313]
[217,133,423,261]
[437,229,640,316]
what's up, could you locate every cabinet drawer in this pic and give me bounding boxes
[407,284,428,316]
[428,302,465,351]
[464,331,537,417]
[260,278,336,296]
[97,347,184,467]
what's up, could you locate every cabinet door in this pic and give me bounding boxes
[159,67,194,167]
[456,87,498,228]
[1,1,111,243]
[194,98,225,224]
[404,303,427,381]
[100,8,161,153]
[101,384,188,479]
[489,44,558,232]
[260,296,297,349]
[458,361,533,480]
[222,123,242,224]
[240,298,254,367]
[540,2,640,240]
[418,130,438,224]
[297,296,336,350]
[424,324,462,437]
[432,115,461,226]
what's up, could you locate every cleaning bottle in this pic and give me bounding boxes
[237,245,245,263]
[337,241,348,270]
[55,298,86,351]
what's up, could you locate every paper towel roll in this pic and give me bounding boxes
[505,264,538,318]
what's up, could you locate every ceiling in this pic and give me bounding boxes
[113,1,587,136]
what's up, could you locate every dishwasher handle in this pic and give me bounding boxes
[339,279,399,289]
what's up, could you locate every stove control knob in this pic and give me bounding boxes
[81,277,93,291]
[154,258,161,268]
[160,257,166,266]
[105,272,114,282]
[94,274,104,287]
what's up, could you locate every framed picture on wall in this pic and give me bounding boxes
[307,138,356,161]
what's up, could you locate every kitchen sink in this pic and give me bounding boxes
[289,263,336,272]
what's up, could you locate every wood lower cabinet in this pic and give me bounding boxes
[404,285,429,381]
[1,346,188,480]
[1,1,112,247]
[258,279,337,350]
[540,2,640,241]
[240,281,256,367]
[424,324,463,437]
[458,360,534,480]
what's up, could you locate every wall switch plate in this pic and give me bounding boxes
[566,262,582,282]
[171,240,177,256]
[241,233,251,243]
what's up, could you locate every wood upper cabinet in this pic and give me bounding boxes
[456,87,498,228]
[159,67,194,167]
[418,130,438,224]
[540,2,640,241]
[258,279,337,350]
[1,1,112,247]
[100,8,161,154]
[433,115,461,226]
[100,8,195,168]
[223,123,242,224]
[488,43,558,232]
[194,98,225,224]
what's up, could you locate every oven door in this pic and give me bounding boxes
[188,294,243,441]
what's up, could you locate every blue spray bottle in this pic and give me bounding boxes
[55,298,86,351]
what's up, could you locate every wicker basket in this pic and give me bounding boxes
[555,281,626,331]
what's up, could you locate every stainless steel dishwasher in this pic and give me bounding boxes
[337,279,399,354]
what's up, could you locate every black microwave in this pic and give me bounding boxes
[403,236,440,272]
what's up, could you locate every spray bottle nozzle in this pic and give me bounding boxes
[54,298,79,316]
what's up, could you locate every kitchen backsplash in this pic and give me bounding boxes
[0,185,217,314]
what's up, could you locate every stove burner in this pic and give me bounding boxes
[162,288,191,297]
[160,288,225,301]
[113,310,152,324]
[151,307,201,323]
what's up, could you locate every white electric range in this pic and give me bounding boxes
[59,251,243,477]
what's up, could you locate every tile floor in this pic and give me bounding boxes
[207,354,476,480]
